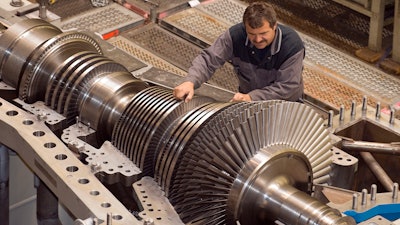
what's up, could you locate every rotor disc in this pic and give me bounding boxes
[167,101,332,224]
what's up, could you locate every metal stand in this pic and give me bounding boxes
[36,177,62,225]
[393,0,400,62]
[0,145,9,225]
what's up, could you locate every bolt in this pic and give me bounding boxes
[339,105,345,121]
[361,189,367,205]
[107,213,112,225]
[392,183,398,200]
[362,96,367,112]
[389,108,395,125]
[90,162,101,173]
[10,0,23,7]
[350,100,356,117]
[327,110,334,127]
[143,218,154,225]
[375,102,381,119]
[36,112,47,121]
[352,193,358,210]
[370,184,377,201]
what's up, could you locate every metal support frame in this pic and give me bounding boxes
[393,0,400,61]
[0,145,9,225]
[332,0,389,51]
[369,0,386,51]
[0,98,141,225]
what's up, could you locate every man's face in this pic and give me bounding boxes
[245,19,276,49]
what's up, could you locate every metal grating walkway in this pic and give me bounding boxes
[303,35,400,107]
[44,0,400,112]
[158,0,400,110]
[59,3,144,36]
[108,35,187,77]
[120,23,239,92]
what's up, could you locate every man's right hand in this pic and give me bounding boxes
[173,81,195,103]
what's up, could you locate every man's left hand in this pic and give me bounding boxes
[230,93,252,102]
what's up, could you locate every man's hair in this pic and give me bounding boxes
[243,2,277,29]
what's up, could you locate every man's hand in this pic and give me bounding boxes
[173,81,195,103]
[230,93,252,102]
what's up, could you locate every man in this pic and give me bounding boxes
[173,1,305,103]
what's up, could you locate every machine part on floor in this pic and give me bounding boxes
[359,151,394,192]
[342,139,400,155]
[0,18,359,225]
[330,99,400,207]
[315,184,400,224]
[326,183,400,223]
[328,147,359,190]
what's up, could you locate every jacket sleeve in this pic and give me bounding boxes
[248,48,305,101]
[184,30,234,89]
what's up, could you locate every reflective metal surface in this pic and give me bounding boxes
[0,97,142,225]
[0,19,62,88]
[1,0,400,224]
[0,19,356,225]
